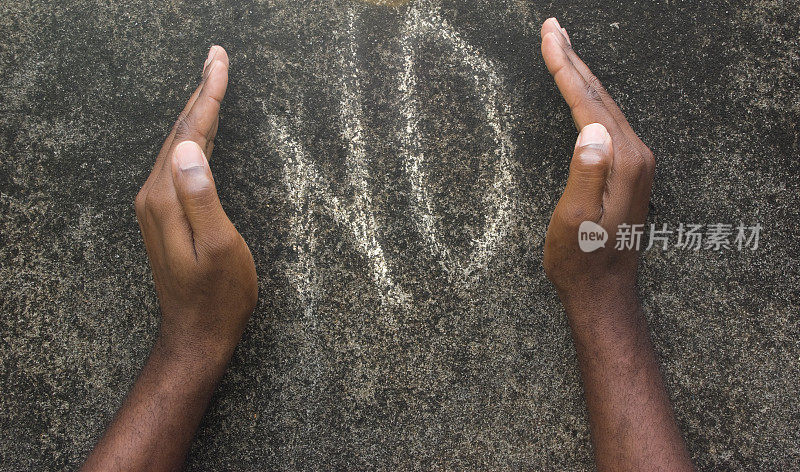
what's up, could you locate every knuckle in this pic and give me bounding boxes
[542,243,571,287]
[542,255,557,279]
[205,229,240,259]
[561,204,590,227]
[144,190,165,219]
[630,153,647,171]
[636,161,651,182]
[621,140,649,171]
[245,276,258,310]
[630,145,655,180]
[134,189,147,218]
[586,74,603,92]
[206,93,223,109]
[587,74,612,101]
[583,80,604,104]
[173,110,189,131]
[641,146,656,172]
[173,112,197,141]
[629,158,648,181]
[640,144,654,161]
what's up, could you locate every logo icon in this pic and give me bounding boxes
[578,221,608,253]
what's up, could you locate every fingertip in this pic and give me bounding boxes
[202,47,230,86]
[204,45,229,69]
[204,47,215,71]
[211,45,230,68]
[543,30,559,44]
[541,32,567,73]
[196,57,229,119]
[179,54,228,150]
[541,31,559,55]
[541,17,561,39]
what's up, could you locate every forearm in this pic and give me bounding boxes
[562,287,693,472]
[81,337,230,472]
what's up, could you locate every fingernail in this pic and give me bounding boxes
[203,46,217,73]
[174,141,207,170]
[205,60,218,77]
[561,27,571,45]
[551,17,561,30]
[576,123,610,147]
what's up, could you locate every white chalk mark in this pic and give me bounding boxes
[272,8,411,310]
[275,1,517,307]
[272,115,411,309]
[399,1,516,286]
[340,9,410,307]
[272,118,321,319]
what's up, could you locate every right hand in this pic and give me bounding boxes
[134,45,257,365]
[539,18,656,306]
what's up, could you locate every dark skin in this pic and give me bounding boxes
[81,46,257,472]
[541,18,693,471]
[83,19,692,471]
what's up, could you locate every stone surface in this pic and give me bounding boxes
[1,0,798,470]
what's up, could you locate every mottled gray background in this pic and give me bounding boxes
[1,0,798,470]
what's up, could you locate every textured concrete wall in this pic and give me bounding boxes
[1,0,798,470]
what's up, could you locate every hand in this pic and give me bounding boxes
[540,18,655,309]
[134,45,257,366]
[538,21,693,472]
[82,46,258,472]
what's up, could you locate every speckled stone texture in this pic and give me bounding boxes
[1,0,798,470]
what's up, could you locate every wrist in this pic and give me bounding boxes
[155,304,247,367]
[559,280,642,335]
[558,282,651,365]
[152,330,234,380]
[558,276,638,317]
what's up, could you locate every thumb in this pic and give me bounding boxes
[171,141,233,246]
[559,123,614,223]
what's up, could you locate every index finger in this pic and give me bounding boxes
[171,47,229,158]
[541,30,623,137]
[136,46,229,232]
[541,18,637,137]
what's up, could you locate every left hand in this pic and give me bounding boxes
[134,45,258,365]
